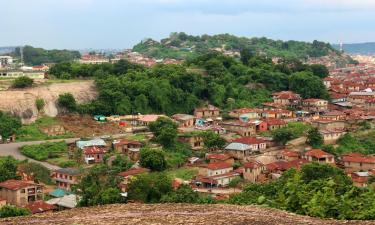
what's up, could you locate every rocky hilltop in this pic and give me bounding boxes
[0,80,97,124]
[1,204,374,225]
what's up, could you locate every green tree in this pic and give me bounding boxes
[139,148,167,171]
[57,93,77,112]
[309,64,329,78]
[228,177,242,190]
[110,155,133,174]
[161,184,199,203]
[127,172,172,203]
[0,111,21,139]
[272,128,294,145]
[149,117,178,148]
[201,131,226,150]
[289,72,329,99]
[0,156,20,182]
[12,76,33,88]
[306,127,324,148]
[0,205,31,218]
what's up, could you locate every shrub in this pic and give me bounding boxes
[0,205,31,218]
[12,76,33,88]
[57,93,77,112]
[35,98,45,111]
[20,141,68,161]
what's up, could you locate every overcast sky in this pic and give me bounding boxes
[1,0,375,49]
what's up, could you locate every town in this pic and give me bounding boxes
[1,32,375,222]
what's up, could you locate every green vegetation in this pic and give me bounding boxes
[58,93,77,112]
[149,117,178,148]
[0,111,22,139]
[13,45,80,66]
[0,156,20,182]
[12,76,34,88]
[0,205,31,218]
[133,32,339,60]
[306,127,324,148]
[16,117,73,142]
[20,141,68,161]
[334,131,375,155]
[35,98,45,111]
[50,51,327,116]
[272,122,312,145]
[139,148,167,171]
[228,163,375,220]
[166,167,198,180]
[201,131,226,150]
[18,162,53,184]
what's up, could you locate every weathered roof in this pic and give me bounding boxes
[225,142,252,151]
[47,194,78,209]
[49,188,70,198]
[76,139,106,149]
[118,168,150,178]
[0,179,38,190]
[206,162,232,170]
[305,149,333,158]
[25,201,56,214]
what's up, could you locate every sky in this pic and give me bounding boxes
[1,0,375,49]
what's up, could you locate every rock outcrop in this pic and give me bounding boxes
[0,81,97,124]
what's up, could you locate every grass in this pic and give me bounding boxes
[20,141,68,161]
[47,156,78,168]
[167,167,198,181]
[16,116,74,142]
[127,133,148,142]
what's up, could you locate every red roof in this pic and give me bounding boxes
[232,137,266,145]
[206,162,232,170]
[272,91,301,100]
[118,168,150,178]
[207,154,232,161]
[83,146,106,155]
[244,161,263,169]
[25,201,56,214]
[0,179,37,190]
[263,118,287,126]
[305,149,333,158]
[113,139,141,147]
[342,153,375,164]
[281,149,300,158]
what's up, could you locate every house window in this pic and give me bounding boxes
[20,189,25,193]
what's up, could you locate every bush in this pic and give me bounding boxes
[0,111,22,138]
[20,141,68,161]
[139,148,167,171]
[12,76,34,88]
[0,205,31,218]
[35,98,45,111]
[57,93,77,112]
[19,162,53,184]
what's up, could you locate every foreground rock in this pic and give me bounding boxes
[1,203,374,225]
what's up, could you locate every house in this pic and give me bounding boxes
[225,137,267,159]
[320,129,346,144]
[0,180,44,207]
[25,200,56,214]
[219,121,256,136]
[302,98,328,112]
[137,115,165,126]
[206,154,234,165]
[230,108,261,119]
[265,159,308,178]
[243,161,264,183]
[262,118,287,131]
[46,194,78,210]
[76,139,106,150]
[79,54,109,64]
[83,146,107,164]
[112,139,142,158]
[350,171,371,188]
[196,162,239,187]
[194,105,220,119]
[312,119,346,130]
[118,168,150,191]
[178,133,204,150]
[303,149,335,164]
[279,149,300,161]
[320,111,346,121]
[172,114,196,127]
[341,153,375,173]
[272,91,301,107]
[53,168,82,191]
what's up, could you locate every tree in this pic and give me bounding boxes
[161,184,199,203]
[240,48,254,65]
[12,76,33,88]
[272,128,294,146]
[228,177,242,190]
[0,205,31,218]
[0,111,21,139]
[0,156,20,182]
[35,98,45,112]
[306,127,324,148]
[127,172,172,203]
[289,72,329,99]
[149,117,178,148]
[309,64,329,78]
[110,155,133,174]
[201,131,226,150]
[57,93,77,112]
[139,148,167,171]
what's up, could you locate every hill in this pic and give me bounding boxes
[133,32,340,60]
[332,42,375,55]
[11,45,81,66]
[0,46,16,55]
[1,203,372,225]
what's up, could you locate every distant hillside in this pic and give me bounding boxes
[0,46,16,55]
[11,45,81,66]
[133,32,341,60]
[332,42,375,55]
[1,203,369,225]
